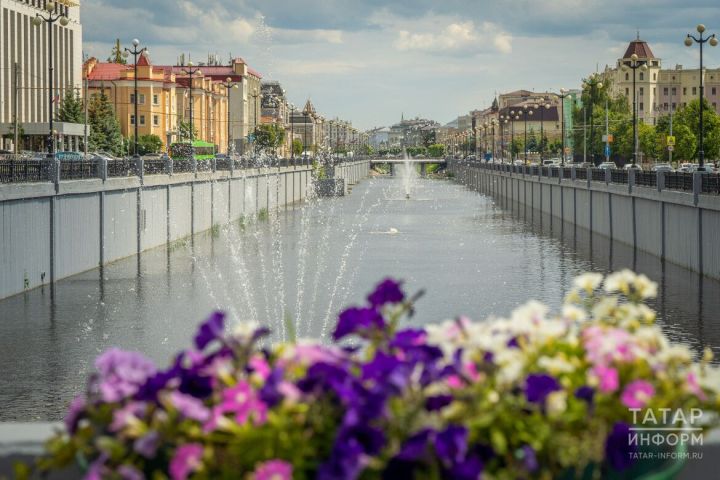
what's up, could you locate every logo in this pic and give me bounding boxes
[627,408,705,460]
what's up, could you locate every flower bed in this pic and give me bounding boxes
[20,272,720,479]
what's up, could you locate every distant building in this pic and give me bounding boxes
[367,127,390,149]
[387,115,440,148]
[602,35,720,125]
[0,0,86,152]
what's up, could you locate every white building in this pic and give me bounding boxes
[0,0,84,152]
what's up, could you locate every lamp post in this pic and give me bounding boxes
[181,62,202,143]
[218,77,237,155]
[557,89,572,165]
[124,39,148,158]
[498,114,506,162]
[522,104,536,165]
[538,98,551,163]
[620,55,646,167]
[685,24,718,171]
[509,110,516,162]
[490,119,497,162]
[289,104,296,166]
[31,1,71,158]
[582,74,603,165]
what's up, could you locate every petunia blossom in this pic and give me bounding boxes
[253,459,293,480]
[621,380,655,409]
[169,443,203,480]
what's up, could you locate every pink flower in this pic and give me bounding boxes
[109,402,146,432]
[621,380,655,409]
[218,381,267,426]
[253,459,293,480]
[686,372,707,401]
[591,365,619,393]
[249,355,271,381]
[170,443,203,480]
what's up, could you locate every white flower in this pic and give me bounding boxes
[546,391,568,417]
[538,355,575,375]
[604,269,636,295]
[573,273,604,293]
[561,305,587,323]
[232,321,261,339]
[634,274,658,299]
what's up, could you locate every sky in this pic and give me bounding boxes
[81,0,720,130]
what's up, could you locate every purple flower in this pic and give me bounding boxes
[524,374,561,404]
[109,401,147,432]
[450,455,483,480]
[367,278,405,307]
[253,460,293,480]
[118,465,144,480]
[218,381,267,426]
[398,429,434,461]
[64,395,85,434]
[317,440,364,480]
[520,445,538,472]
[425,395,453,411]
[259,368,286,407]
[389,329,427,349]
[333,307,385,341]
[169,391,210,422]
[507,336,520,348]
[93,348,157,403]
[361,352,411,393]
[134,431,160,458]
[575,386,595,404]
[605,422,637,471]
[170,443,203,480]
[194,311,225,350]
[434,426,468,465]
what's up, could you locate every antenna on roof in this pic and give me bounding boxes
[637,29,640,41]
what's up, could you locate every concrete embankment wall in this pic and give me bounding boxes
[448,162,720,280]
[0,160,371,300]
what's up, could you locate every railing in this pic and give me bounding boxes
[591,169,606,182]
[635,171,657,188]
[702,175,720,195]
[60,161,98,180]
[143,159,167,175]
[0,157,51,183]
[576,168,587,180]
[107,159,134,178]
[665,172,694,192]
[610,170,628,184]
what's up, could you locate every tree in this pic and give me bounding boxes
[655,115,696,163]
[510,138,523,158]
[131,134,163,155]
[2,123,25,153]
[421,129,436,148]
[107,39,128,64]
[56,90,84,123]
[253,124,285,153]
[292,138,303,156]
[675,99,720,161]
[638,122,659,161]
[526,128,538,151]
[178,121,198,141]
[88,91,123,155]
[427,144,446,158]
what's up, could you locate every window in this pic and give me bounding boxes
[713,87,717,95]
[663,103,668,111]
[153,115,159,126]
[653,73,656,81]
[653,87,656,96]
[672,102,677,110]
[639,72,644,81]
[639,102,644,111]
[129,93,146,104]
[692,87,697,95]
[639,87,644,96]
[625,88,629,96]
[153,94,159,105]
[140,115,146,126]
[130,115,136,125]
[671,87,677,96]
[683,87,687,95]
[663,87,668,96]
[625,73,629,81]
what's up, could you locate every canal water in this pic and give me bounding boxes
[1,175,719,421]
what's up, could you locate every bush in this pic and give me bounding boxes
[31,272,720,479]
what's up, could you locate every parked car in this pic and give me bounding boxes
[651,163,675,172]
[513,159,525,166]
[597,162,616,170]
[543,158,561,166]
[624,163,643,170]
[677,163,697,173]
[577,162,594,168]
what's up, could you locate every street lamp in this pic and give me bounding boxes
[522,104,536,165]
[181,62,202,143]
[621,54,646,167]
[289,104,296,165]
[490,119,497,162]
[537,98,551,163]
[124,39,149,158]
[685,24,718,171]
[557,89,572,165]
[582,74,603,165]
[32,1,71,158]
[218,77,237,155]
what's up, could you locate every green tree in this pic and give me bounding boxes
[107,39,128,64]
[56,90,84,123]
[253,124,285,153]
[510,138,523,159]
[421,129,436,148]
[526,128,538,151]
[178,121,198,141]
[655,115,696,162]
[292,139,303,156]
[427,144,446,158]
[675,99,720,161]
[131,134,163,155]
[88,91,123,155]
[638,122,659,161]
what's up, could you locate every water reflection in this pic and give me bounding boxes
[0,177,718,421]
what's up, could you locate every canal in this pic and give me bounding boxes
[1,174,719,421]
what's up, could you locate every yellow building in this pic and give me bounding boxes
[84,54,228,151]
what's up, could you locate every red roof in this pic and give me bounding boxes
[86,62,131,81]
[623,39,655,59]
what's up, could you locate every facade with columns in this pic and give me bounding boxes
[0,0,86,152]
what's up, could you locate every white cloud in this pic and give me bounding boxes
[388,17,511,54]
